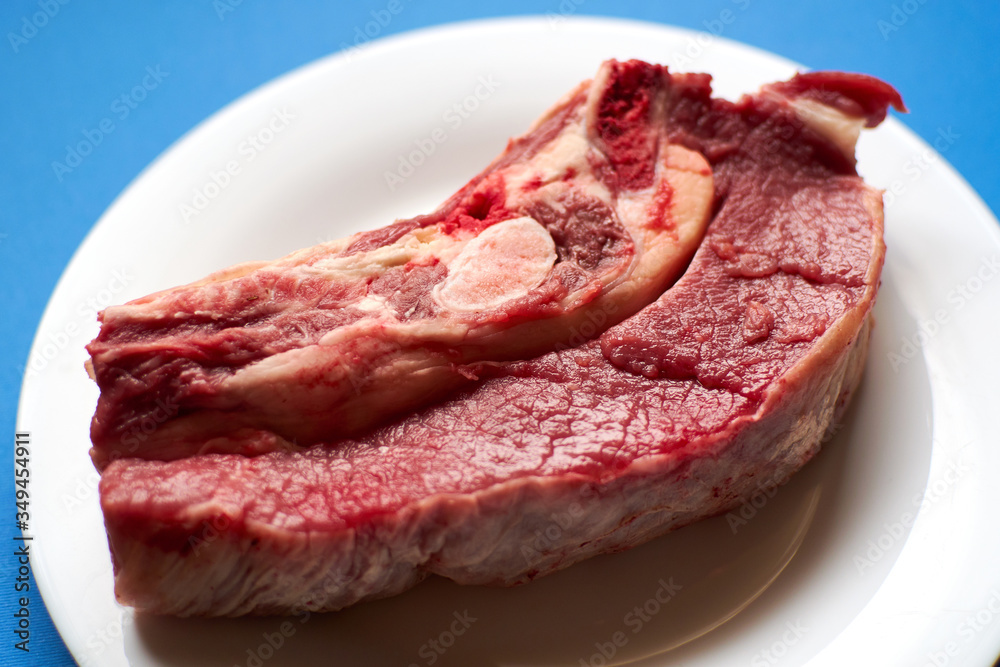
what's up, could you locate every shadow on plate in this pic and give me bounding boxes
[128,274,933,667]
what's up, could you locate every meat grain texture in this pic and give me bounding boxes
[93,60,904,616]
[86,64,713,468]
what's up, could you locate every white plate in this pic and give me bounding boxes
[21,16,1000,667]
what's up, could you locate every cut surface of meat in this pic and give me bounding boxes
[86,60,715,469]
[95,60,904,616]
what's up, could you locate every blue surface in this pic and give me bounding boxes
[1,2,997,665]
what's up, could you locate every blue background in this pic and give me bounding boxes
[1,1,997,665]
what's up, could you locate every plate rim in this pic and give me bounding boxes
[19,14,1000,667]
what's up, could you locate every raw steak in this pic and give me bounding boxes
[96,60,904,616]
[85,64,715,469]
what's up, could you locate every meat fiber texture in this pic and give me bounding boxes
[85,62,714,469]
[95,61,904,616]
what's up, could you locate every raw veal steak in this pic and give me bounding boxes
[96,61,904,616]
[86,62,714,469]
